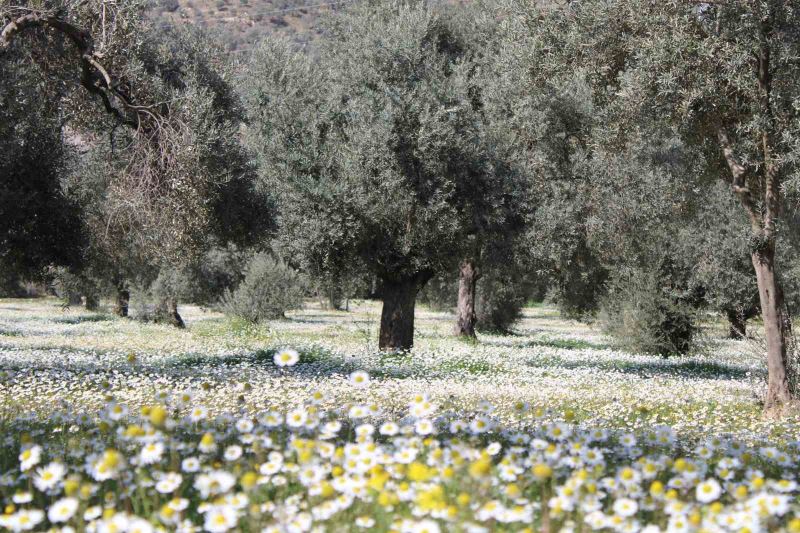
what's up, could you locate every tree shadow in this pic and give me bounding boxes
[525,354,759,381]
[51,314,114,324]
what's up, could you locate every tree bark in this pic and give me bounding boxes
[715,19,796,409]
[379,272,432,351]
[85,293,100,311]
[454,259,480,338]
[752,247,793,409]
[114,287,130,317]
[328,286,343,311]
[155,298,185,328]
[726,309,747,340]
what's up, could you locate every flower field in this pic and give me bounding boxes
[1,299,800,532]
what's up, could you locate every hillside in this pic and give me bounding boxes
[148,0,468,54]
[148,0,340,52]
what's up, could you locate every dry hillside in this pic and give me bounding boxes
[148,0,468,54]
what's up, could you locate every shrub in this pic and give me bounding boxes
[193,244,251,306]
[600,267,697,356]
[475,271,528,333]
[221,253,305,322]
[553,241,608,319]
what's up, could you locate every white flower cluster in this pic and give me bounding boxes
[1,300,799,531]
[1,381,799,532]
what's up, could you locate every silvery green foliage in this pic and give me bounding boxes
[2,2,265,269]
[242,2,528,286]
[221,253,306,322]
[517,0,800,220]
[601,264,699,357]
[497,0,800,320]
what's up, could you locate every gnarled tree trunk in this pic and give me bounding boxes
[155,297,185,328]
[85,293,100,311]
[454,259,480,338]
[114,287,129,317]
[726,309,747,340]
[379,271,432,351]
[715,24,796,410]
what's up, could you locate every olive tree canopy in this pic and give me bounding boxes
[244,1,528,350]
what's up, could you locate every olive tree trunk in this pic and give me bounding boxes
[155,298,185,328]
[710,13,796,412]
[454,259,480,338]
[379,272,432,351]
[726,309,747,340]
[113,287,129,317]
[85,293,100,311]
[752,247,793,408]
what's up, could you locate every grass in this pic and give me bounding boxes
[51,313,114,324]
[524,336,610,350]
[435,358,499,375]
[0,297,791,443]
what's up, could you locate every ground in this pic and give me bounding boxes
[2,298,799,532]
[0,299,795,441]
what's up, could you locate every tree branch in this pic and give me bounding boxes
[1,9,161,130]
[716,127,762,233]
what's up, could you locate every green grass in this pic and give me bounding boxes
[525,336,609,350]
[435,358,499,375]
[51,313,114,324]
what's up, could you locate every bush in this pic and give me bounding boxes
[553,241,608,319]
[600,267,697,356]
[193,244,251,306]
[221,253,305,322]
[475,270,529,332]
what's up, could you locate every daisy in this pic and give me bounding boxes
[155,472,183,494]
[13,509,44,531]
[349,371,370,388]
[128,518,154,533]
[273,349,300,367]
[470,416,492,434]
[19,445,41,471]
[139,442,165,465]
[188,406,208,423]
[415,419,435,436]
[380,421,400,436]
[612,498,638,518]
[33,462,66,492]
[224,445,243,461]
[203,505,238,533]
[696,478,722,503]
[356,516,376,528]
[286,407,308,428]
[181,457,201,473]
[235,418,254,433]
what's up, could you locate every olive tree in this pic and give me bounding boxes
[2,2,267,324]
[507,0,800,409]
[243,2,526,350]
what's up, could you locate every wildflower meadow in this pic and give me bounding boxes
[1,299,799,532]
